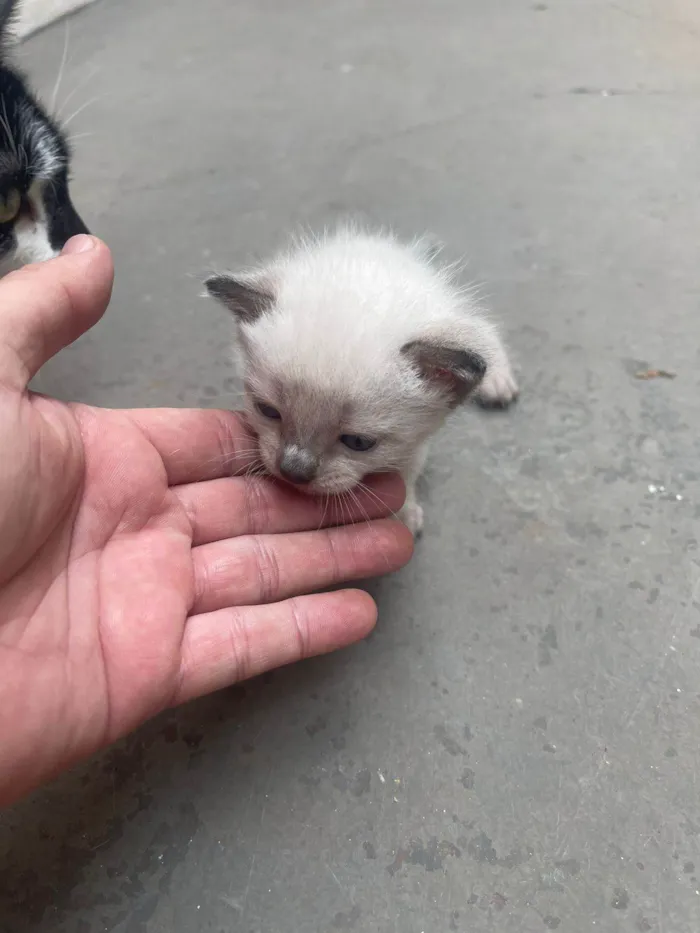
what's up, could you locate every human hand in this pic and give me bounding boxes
[0,237,413,806]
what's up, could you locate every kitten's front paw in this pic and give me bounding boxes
[399,501,424,537]
[475,365,519,409]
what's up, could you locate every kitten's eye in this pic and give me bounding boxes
[0,189,20,224]
[254,400,281,420]
[340,434,377,452]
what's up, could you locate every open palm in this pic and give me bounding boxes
[0,238,412,806]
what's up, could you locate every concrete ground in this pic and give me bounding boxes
[2,0,700,930]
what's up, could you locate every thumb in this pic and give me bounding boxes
[0,235,114,389]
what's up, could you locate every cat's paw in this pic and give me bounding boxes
[475,365,519,409]
[399,501,424,537]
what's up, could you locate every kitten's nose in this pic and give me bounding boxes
[279,446,318,485]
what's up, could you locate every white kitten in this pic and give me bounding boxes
[205,228,517,535]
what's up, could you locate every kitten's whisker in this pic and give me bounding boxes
[317,493,329,532]
[332,490,344,523]
[62,95,103,129]
[339,490,351,525]
[189,447,262,472]
[0,98,17,160]
[50,22,71,115]
[357,489,394,569]
[327,492,340,527]
[356,491,375,529]
[356,481,401,522]
[55,65,101,120]
[65,132,93,143]
[347,486,373,531]
[221,447,261,457]
[251,461,268,478]
[196,445,261,464]
[348,486,392,571]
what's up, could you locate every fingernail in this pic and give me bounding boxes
[61,235,95,255]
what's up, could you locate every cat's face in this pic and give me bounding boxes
[205,231,489,495]
[0,4,88,275]
[240,362,443,494]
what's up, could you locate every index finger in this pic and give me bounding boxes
[126,407,258,484]
[176,471,406,544]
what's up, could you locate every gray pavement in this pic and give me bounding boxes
[3,0,700,930]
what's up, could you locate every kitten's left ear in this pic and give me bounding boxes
[205,274,274,325]
[402,339,487,406]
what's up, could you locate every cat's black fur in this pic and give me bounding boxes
[0,0,87,272]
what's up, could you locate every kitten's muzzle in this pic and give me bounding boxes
[278,445,318,486]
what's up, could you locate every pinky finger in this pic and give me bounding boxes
[172,589,377,705]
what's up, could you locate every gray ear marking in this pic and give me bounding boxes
[402,339,487,405]
[205,275,273,324]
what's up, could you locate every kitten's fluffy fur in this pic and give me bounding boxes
[206,228,517,534]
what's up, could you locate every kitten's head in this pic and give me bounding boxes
[0,0,88,275]
[206,231,493,495]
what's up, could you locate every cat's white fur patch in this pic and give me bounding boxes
[13,218,55,263]
[0,181,57,275]
[0,219,55,275]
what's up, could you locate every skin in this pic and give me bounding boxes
[0,236,413,807]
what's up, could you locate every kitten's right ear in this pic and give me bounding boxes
[205,275,273,325]
[402,339,487,406]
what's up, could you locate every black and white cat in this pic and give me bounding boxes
[0,0,88,274]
